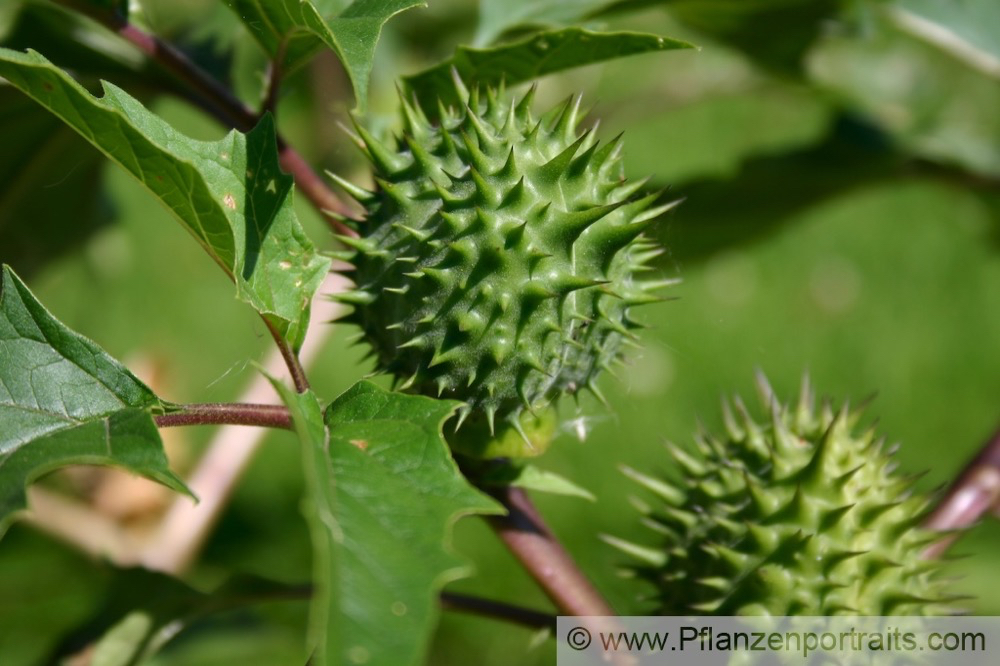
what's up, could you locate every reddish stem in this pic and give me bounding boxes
[260,40,288,119]
[155,403,292,430]
[487,486,615,617]
[262,316,311,394]
[923,422,1000,558]
[115,24,258,128]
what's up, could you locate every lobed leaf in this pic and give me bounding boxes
[0,265,189,539]
[273,380,501,666]
[599,0,842,74]
[474,0,623,46]
[0,48,330,349]
[225,0,425,112]
[403,27,695,110]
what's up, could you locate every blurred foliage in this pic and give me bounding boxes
[1,0,999,664]
[0,0,166,277]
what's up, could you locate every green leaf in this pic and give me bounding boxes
[599,0,842,74]
[273,380,501,666]
[473,0,621,46]
[403,27,695,110]
[225,0,425,112]
[0,265,189,538]
[0,48,330,348]
[223,0,346,71]
[477,463,597,502]
[267,382,333,662]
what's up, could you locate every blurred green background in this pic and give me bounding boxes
[2,0,999,664]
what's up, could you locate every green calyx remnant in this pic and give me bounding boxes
[608,376,959,615]
[331,73,676,455]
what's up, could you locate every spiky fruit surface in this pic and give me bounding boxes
[610,378,955,615]
[333,78,673,443]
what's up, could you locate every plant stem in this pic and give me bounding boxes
[263,316,311,394]
[440,592,556,631]
[59,0,358,235]
[260,41,288,119]
[923,421,1000,558]
[486,486,615,617]
[155,403,292,430]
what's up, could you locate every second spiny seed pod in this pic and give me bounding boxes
[606,376,959,615]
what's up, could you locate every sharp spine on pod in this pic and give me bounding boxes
[329,70,679,457]
[609,374,961,615]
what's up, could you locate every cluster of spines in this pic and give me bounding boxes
[605,375,958,615]
[330,73,677,442]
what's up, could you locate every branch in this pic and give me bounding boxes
[440,592,556,632]
[57,0,358,235]
[922,422,1000,559]
[486,486,615,617]
[155,403,292,430]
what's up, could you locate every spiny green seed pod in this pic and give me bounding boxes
[330,75,676,453]
[606,376,957,615]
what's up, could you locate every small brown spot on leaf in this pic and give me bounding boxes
[223,193,237,210]
[42,82,53,91]
[349,439,369,451]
